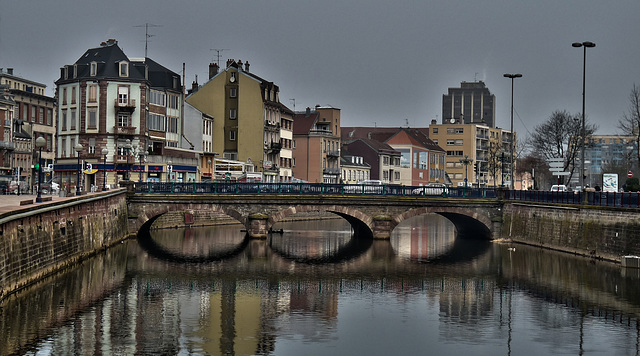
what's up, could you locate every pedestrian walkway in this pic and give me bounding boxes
[0,191,104,215]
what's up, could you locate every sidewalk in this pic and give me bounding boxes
[0,191,85,214]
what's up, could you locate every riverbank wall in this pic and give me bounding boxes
[502,202,640,262]
[0,190,129,300]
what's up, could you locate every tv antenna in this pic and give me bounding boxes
[210,48,230,67]
[289,98,296,112]
[134,23,161,57]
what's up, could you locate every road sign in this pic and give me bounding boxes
[554,172,571,176]
[628,171,633,178]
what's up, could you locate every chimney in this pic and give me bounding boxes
[7,68,13,75]
[191,75,199,93]
[305,107,311,117]
[431,119,437,125]
[237,60,243,71]
[106,39,117,46]
[244,61,250,72]
[208,63,219,79]
[226,59,234,68]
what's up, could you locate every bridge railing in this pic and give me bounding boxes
[507,189,640,208]
[133,182,498,199]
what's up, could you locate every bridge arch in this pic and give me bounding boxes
[268,205,375,238]
[130,202,247,232]
[393,207,493,240]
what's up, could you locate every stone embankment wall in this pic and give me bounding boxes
[503,202,640,262]
[0,191,129,300]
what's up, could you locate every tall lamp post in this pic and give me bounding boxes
[503,73,522,190]
[102,148,108,191]
[124,139,132,180]
[35,137,46,203]
[138,146,145,183]
[572,41,595,202]
[207,159,212,180]
[459,154,473,189]
[167,160,172,183]
[74,143,83,195]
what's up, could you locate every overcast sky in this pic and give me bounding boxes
[2,0,639,140]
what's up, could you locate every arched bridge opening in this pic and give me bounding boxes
[393,207,494,240]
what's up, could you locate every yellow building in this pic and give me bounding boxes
[187,60,291,182]
[428,119,514,187]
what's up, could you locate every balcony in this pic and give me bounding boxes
[114,125,137,135]
[323,167,340,175]
[266,142,282,153]
[114,99,137,113]
[326,150,340,157]
[0,140,15,150]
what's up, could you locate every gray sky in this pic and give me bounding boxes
[2,0,639,140]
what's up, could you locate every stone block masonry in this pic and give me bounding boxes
[503,202,640,262]
[0,191,129,300]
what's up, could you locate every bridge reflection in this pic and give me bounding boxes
[136,216,492,266]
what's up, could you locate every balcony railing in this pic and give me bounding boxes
[323,167,340,175]
[114,99,137,113]
[114,125,137,135]
[327,150,340,157]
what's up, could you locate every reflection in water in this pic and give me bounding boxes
[2,214,640,356]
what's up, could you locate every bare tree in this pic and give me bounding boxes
[530,110,597,183]
[486,141,503,187]
[617,84,640,168]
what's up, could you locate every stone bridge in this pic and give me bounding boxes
[127,193,504,239]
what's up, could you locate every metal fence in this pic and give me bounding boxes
[133,182,497,199]
[507,189,640,208]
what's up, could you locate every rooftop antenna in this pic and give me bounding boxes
[210,49,230,67]
[474,72,478,82]
[289,98,296,112]
[134,23,161,57]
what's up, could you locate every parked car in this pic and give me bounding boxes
[550,184,567,192]
[412,183,449,196]
[344,180,385,194]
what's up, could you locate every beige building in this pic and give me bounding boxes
[187,60,291,182]
[0,68,56,187]
[428,119,514,187]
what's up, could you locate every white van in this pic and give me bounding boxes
[345,180,384,194]
[550,185,567,192]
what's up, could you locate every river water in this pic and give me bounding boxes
[1,214,639,356]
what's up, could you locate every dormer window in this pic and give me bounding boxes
[90,62,97,76]
[119,61,129,77]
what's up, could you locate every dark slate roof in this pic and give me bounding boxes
[340,153,371,168]
[348,138,400,155]
[142,57,182,91]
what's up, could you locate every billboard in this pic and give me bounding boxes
[602,173,618,192]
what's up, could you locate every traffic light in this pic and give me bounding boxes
[34,163,40,170]
[473,163,477,174]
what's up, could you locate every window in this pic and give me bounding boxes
[394,172,400,180]
[71,86,76,104]
[62,88,67,105]
[167,117,179,133]
[230,109,237,119]
[149,90,165,106]
[230,130,236,141]
[61,110,67,130]
[118,113,129,127]
[88,109,97,129]
[61,138,66,158]
[88,138,95,154]
[148,113,165,131]
[70,110,76,130]
[47,108,53,125]
[39,108,44,124]
[118,86,129,105]
[90,62,97,76]
[31,106,36,122]
[383,156,390,165]
[119,62,129,77]
[447,140,455,145]
[88,84,97,103]
[230,88,237,98]
[432,128,438,134]
[167,94,179,109]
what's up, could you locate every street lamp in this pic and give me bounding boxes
[138,146,145,183]
[207,159,212,180]
[74,143,83,195]
[504,73,522,190]
[572,41,595,202]
[124,139,132,180]
[101,148,108,191]
[35,136,46,203]
[167,160,172,182]
[459,154,473,188]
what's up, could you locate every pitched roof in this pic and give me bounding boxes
[342,126,444,152]
[293,111,319,135]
